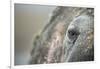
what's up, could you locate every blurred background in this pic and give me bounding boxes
[14,3,56,65]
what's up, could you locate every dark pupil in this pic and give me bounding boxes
[68,29,80,40]
[68,30,76,36]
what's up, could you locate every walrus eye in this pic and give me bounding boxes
[68,28,80,41]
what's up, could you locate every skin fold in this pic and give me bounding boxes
[30,7,94,64]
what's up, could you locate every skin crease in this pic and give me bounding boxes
[30,7,94,64]
[64,15,94,62]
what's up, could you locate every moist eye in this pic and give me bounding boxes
[68,28,80,41]
[68,30,76,37]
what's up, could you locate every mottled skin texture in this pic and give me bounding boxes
[29,7,94,64]
[64,15,94,62]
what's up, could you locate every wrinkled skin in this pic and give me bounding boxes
[64,15,94,62]
[29,7,94,64]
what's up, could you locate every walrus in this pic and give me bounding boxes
[29,6,94,64]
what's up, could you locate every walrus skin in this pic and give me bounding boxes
[29,6,94,64]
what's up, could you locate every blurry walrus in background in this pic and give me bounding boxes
[29,6,94,64]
